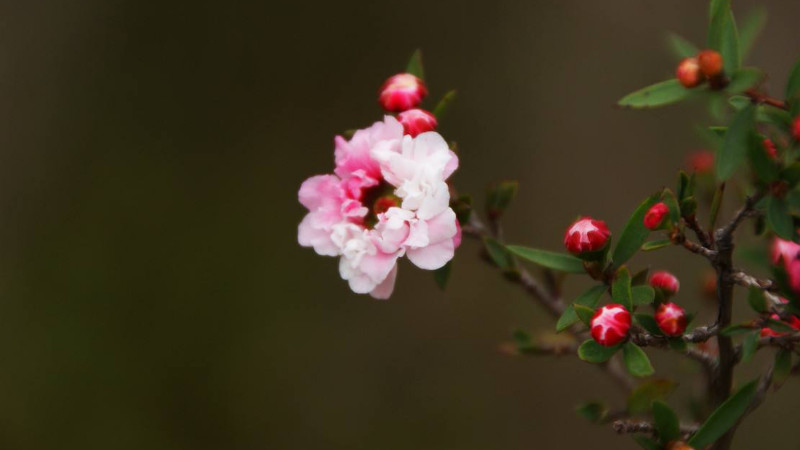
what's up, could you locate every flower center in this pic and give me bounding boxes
[360,181,399,228]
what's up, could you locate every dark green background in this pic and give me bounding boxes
[1,0,799,448]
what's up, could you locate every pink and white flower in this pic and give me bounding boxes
[298,116,460,299]
[771,237,800,295]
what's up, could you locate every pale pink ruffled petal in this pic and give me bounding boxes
[370,264,397,299]
[298,214,340,256]
[407,239,455,270]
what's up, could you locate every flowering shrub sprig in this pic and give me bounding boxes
[298,2,800,448]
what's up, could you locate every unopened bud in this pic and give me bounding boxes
[676,57,704,88]
[590,304,631,347]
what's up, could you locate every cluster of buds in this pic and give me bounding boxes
[676,50,723,88]
[378,73,438,137]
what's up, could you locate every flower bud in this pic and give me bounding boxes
[563,217,611,256]
[397,108,437,137]
[643,202,670,230]
[655,302,687,336]
[650,271,680,296]
[687,150,714,174]
[378,73,428,112]
[666,441,695,450]
[760,313,800,338]
[697,50,723,77]
[793,116,800,141]
[590,304,631,347]
[676,57,704,88]
[763,138,778,160]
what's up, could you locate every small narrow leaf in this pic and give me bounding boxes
[634,313,662,335]
[627,379,678,414]
[708,0,740,73]
[652,401,681,442]
[632,436,661,450]
[785,57,800,102]
[642,240,672,251]
[611,192,662,269]
[668,337,688,352]
[623,341,655,377]
[726,67,762,94]
[484,237,515,271]
[574,305,596,327]
[766,196,795,241]
[576,402,608,423]
[432,89,457,120]
[688,380,759,448]
[716,103,756,180]
[613,267,633,311]
[507,246,585,274]
[721,323,755,336]
[486,180,519,218]
[708,183,726,231]
[747,132,778,183]
[433,262,452,290]
[556,285,607,332]
[617,79,692,109]
[765,317,797,333]
[739,7,767,59]
[774,348,792,387]
[666,32,699,59]
[632,286,656,306]
[741,331,759,363]
[631,268,650,286]
[781,162,800,187]
[747,286,767,313]
[578,339,620,363]
[406,49,424,80]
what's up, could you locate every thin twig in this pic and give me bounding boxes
[612,419,699,439]
[718,191,765,241]
[745,89,790,111]
[729,270,777,292]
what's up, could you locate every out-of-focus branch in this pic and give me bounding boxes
[718,191,765,241]
[729,270,776,292]
[612,418,699,439]
[745,89,789,111]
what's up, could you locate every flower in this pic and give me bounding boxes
[771,237,800,294]
[378,73,428,112]
[760,313,800,338]
[298,116,460,299]
[643,202,669,230]
[397,108,438,137]
[650,271,680,296]
[697,50,723,77]
[563,217,610,255]
[655,302,687,336]
[687,151,714,174]
[763,138,778,160]
[590,304,631,347]
[676,57,704,88]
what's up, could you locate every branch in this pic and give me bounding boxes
[729,270,776,292]
[612,418,699,439]
[745,88,789,111]
[718,191,765,241]
[673,232,717,260]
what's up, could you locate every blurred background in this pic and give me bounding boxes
[1,0,800,448]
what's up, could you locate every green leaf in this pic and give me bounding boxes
[634,313,662,335]
[623,341,655,377]
[632,436,661,450]
[433,262,451,290]
[631,268,650,286]
[451,194,473,225]
[741,330,759,363]
[774,348,792,387]
[662,188,681,224]
[708,0,740,74]
[486,180,519,218]
[653,401,681,442]
[432,89,457,120]
[578,339,620,363]
[766,196,795,241]
[766,317,797,333]
[627,379,678,414]
[708,183,725,231]
[666,32,699,59]
[738,7,767,59]
[642,240,672,252]
[688,379,759,448]
[747,286,767,313]
[721,323,755,336]
[507,246,585,274]
[576,401,608,424]
[668,337,688,352]
[613,267,633,311]
[781,162,800,187]
[785,57,800,102]
[611,192,661,269]
[715,103,756,181]
[632,286,656,306]
[617,79,692,109]
[574,305,596,327]
[726,67,762,94]
[556,285,607,332]
[484,237,516,271]
[405,49,424,80]
[747,132,778,183]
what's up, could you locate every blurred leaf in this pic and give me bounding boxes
[747,133,778,183]
[578,339,620,363]
[486,180,519,218]
[726,67,762,94]
[634,313,662,335]
[617,79,692,109]
[631,268,650,286]
[774,348,792,387]
[785,57,800,102]
[613,266,633,311]
[451,194,473,225]
[666,32,699,59]
[642,240,672,252]
[433,262,451,290]
[766,196,795,241]
[632,436,661,450]
[688,379,758,448]
[716,103,756,180]
[406,49,424,80]
[484,237,516,271]
[556,285,607,332]
[662,188,681,223]
[668,337,688,351]
[612,192,661,269]
[781,162,800,187]
[721,323,755,336]
[708,183,725,230]
[627,379,678,414]
[623,342,655,377]
[432,90,457,120]
[747,286,767,313]
[653,401,681,442]
[766,317,797,333]
[707,0,740,74]
[576,401,608,423]
[575,305,596,327]
[739,7,767,59]
[741,330,759,363]
[507,246,585,273]
[511,329,532,349]
[632,286,656,306]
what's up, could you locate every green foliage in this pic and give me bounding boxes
[741,330,759,363]
[642,240,671,252]
[484,237,517,273]
[746,287,767,313]
[574,304,596,327]
[766,196,795,241]
[486,180,518,218]
[765,317,797,333]
[666,32,699,59]
[774,349,792,387]
[634,313,662,335]
[785,57,800,103]
[631,286,655,306]
[433,262,451,290]
[557,285,607,332]
[622,341,655,377]
[632,436,661,450]
[611,192,661,269]
[726,67,762,94]
[738,7,767,59]
[715,103,756,180]
[721,323,755,336]
[613,266,633,311]
[652,401,681,442]
[688,380,758,448]
[433,90,457,120]
[578,339,620,363]
[747,133,778,183]
[617,79,692,109]
[507,245,585,273]
[451,194,473,225]
[576,401,608,423]
[627,379,677,414]
[707,0,740,74]
[406,49,424,79]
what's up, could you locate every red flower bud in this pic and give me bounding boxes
[760,313,800,337]
[649,271,680,296]
[655,302,687,336]
[687,150,714,174]
[697,50,723,77]
[590,304,631,347]
[563,217,611,255]
[378,73,428,112]
[643,202,670,230]
[397,108,437,137]
[793,116,800,141]
[676,57,704,88]
[763,139,778,160]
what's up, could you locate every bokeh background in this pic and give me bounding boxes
[1,0,800,448]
